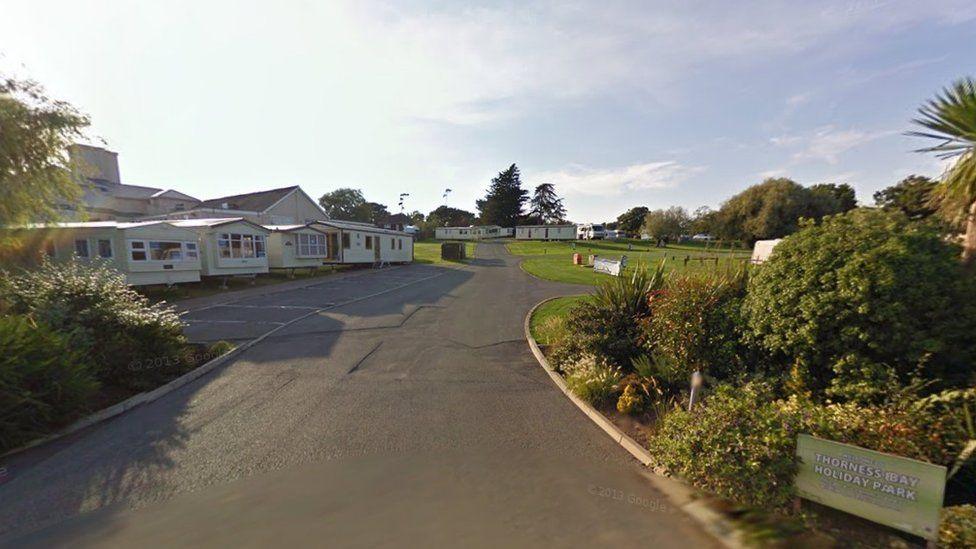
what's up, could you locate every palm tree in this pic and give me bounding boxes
[909,77,976,265]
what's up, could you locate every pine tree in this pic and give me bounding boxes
[528,183,567,224]
[478,164,528,227]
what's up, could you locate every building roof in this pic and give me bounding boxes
[379,213,412,225]
[264,223,327,233]
[314,219,410,236]
[12,220,186,230]
[197,186,299,213]
[168,218,270,231]
[516,224,576,228]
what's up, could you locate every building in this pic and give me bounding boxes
[515,224,576,240]
[168,218,271,277]
[312,220,413,264]
[434,225,505,240]
[5,221,203,286]
[64,144,201,221]
[377,213,413,232]
[156,186,329,226]
[266,224,339,270]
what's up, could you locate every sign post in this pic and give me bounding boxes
[795,434,946,541]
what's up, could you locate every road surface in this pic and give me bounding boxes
[0,242,716,548]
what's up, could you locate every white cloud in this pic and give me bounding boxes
[537,161,705,197]
[772,126,896,164]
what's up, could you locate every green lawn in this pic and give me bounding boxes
[508,239,750,285]
[530,294,590,344]
[413,240,477,264]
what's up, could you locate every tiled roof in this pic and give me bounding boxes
[197,186,298,212]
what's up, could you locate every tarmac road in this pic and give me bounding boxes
[0,242,717,548]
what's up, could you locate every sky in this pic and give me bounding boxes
[2,0,975,222]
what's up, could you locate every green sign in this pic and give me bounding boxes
[795,434,946,540]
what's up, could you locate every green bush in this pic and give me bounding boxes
[2,259,188,390]
[563,355,621,404]
[553,263,666,371]
[643,268,755,382]
[0,315,98,452]
[940,505,976,548]
[743,209,976,403]
[649,382,976,510]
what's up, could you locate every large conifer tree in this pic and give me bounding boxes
[478,164,528,227]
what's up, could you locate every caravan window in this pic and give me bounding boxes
[74,239,90,258]
[342,233,350,249]
[149,241,183,261]
[217,233,266,259]
[365,236,373,250]
[185,242,198,259]
[129,241,147,261]
[97,239,113,258]
[297,233,327,257]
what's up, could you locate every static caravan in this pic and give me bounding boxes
[4,221,202,285]
[169,218,270,277]
[515,224,576,241]
[750,239,782,264]
[265,224,338,270]
[577,223,606,240]
[313,220,413,264]
[434,225,504,240]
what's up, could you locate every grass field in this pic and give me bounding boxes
[413,240,477,264]
[529,294,590,344]
[508,239,750,285]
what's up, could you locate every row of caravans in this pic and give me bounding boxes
[8,218,414,286]
[434,225,513,240]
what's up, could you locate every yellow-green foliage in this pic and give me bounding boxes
[564,355,621,404]
[939,505,976,548]
[616,384,644,415]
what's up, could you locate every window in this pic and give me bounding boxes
[365,236,373,250]
[129,240,147,261]
[43,241,56,258]
[97,239,113,258]
[185,242,198,260]
[150,241,183,261]
[390,237,394,249]
[398,238,403,250]
[75,239,90,258]
[297,233,327,257]
[342,233,350,249]
[216,232,265,259]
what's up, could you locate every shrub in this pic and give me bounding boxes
[2,259,187,390]
[940,505,976,548]
[643,268,754,382]
[564,355,621,404]
[743,209,976,403]
[616,384,644,414]
[649,382,802,509]
[207,340,236,358]
[554,263,666,371]
[649,382,976,510]
[0,315,98,452]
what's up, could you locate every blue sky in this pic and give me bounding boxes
[2,0,975,222]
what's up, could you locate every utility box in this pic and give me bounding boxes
[441,242,466,260]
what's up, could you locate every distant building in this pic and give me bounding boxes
[515,224,576,240]
[377,213,412,232]
[145,186,330,226]
[64,144,200,221]
[435,225,505,240]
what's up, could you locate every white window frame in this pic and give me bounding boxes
[127,239,199,263]
[216,232,266,260]
[297,233,327,258]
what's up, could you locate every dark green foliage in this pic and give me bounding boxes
[643,269,756,382]
[714,178,853,244]
[552,263,666,371]
[527,183,567,224]
[0,315,98,452]
[616,206,649,234]
[318,187,366,219]
[477,164,528,227]
[873,175,940,219]
[2,259,188,390]
[809,182,857,213]
[650,382,976,510]
[743,209,976,402]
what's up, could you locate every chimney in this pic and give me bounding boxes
[69,144,121,185]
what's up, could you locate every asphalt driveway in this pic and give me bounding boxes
[0,242,716,548]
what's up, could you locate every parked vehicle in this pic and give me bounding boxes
[577,223,606,240]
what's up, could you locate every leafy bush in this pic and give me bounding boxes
[564,355,621,404]
[2,259,188,390]
[743,209,976,402]
[552,264,666,371]
[940,505,976,548]
[207,340,236,358]
[616,384,644,414]
[0,315,98,452]
[643,268,755,382]
[649,382,976,510]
